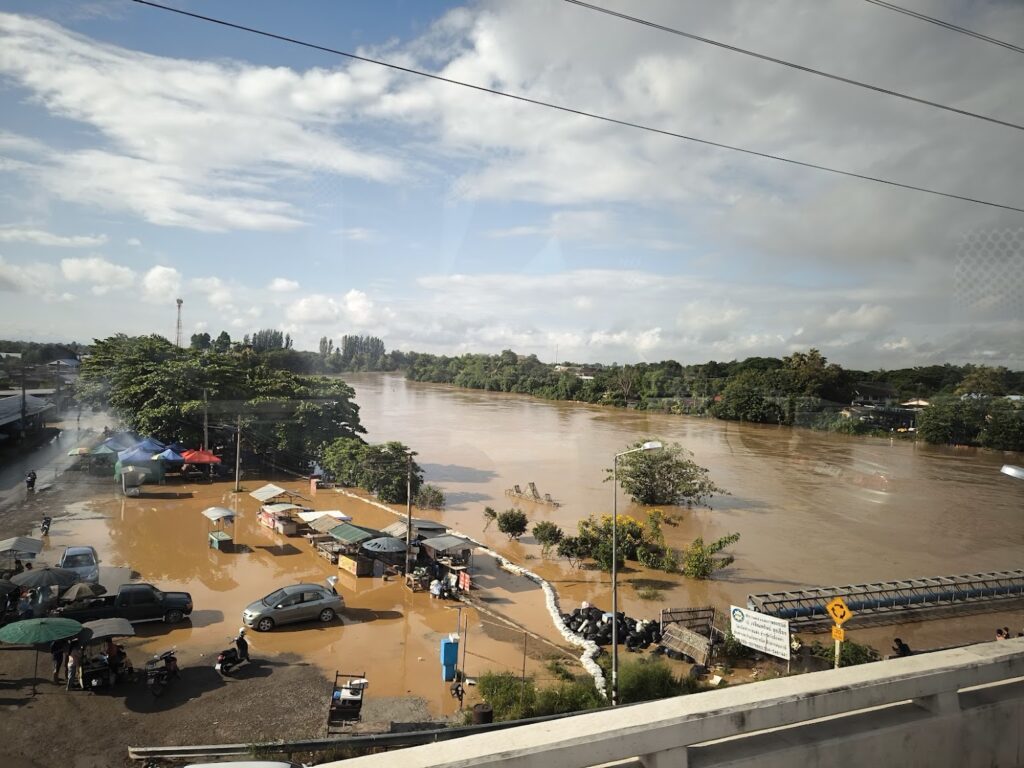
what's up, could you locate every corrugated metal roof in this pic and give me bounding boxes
[328,522,381,544]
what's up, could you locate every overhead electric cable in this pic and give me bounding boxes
[563,0,1024,134]
[131,0,1024,214]
[862,0,1024,55]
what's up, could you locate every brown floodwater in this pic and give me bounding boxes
[30,374,1024,718]
[36,482,562,718]
[345,372,1024,650]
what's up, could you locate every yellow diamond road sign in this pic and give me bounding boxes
[826,597,854,626]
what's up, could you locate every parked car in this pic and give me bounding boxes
[243,582,343,632]
[56,582,193,624]
[58,546,100,583]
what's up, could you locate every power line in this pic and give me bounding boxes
[131,0,1024,214]
[563,0,1024,134]
[862,0,1024,55]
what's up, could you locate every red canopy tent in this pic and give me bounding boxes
[181,449,222,464]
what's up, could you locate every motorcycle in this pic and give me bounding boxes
[215,633,249,676]
[40,516,52,536]
[145,648,178,697]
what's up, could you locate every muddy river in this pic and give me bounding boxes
[346,373,1024,650]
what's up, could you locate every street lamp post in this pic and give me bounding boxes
[405,452,413,575]
[611,440,662,706]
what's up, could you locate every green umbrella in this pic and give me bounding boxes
[0,617,83,645]
[0,617,83,695]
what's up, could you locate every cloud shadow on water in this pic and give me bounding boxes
[421,464,497,484]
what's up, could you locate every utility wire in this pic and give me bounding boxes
[563,0,1024,133]
[862,0,1024,55]
[131,0,1024,214]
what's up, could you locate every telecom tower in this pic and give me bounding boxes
[175,298,183,347]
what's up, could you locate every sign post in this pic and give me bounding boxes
[825,597,854,669]
[729,606,790,661]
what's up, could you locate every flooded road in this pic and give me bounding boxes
[347,373,1024,649]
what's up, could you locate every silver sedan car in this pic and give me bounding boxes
[242,582,344,632]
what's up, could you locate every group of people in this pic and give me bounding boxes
[995,626,1022,641]
[50,636,129,690]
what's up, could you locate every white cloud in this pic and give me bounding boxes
[342,289,375,324]
[0,254,60,293]
[286,294,340,325]
[824,304,893,331]
[142,265,181,302]
[60,256,135,294]
[0,13,403,231]
[267,277,299,292]
[126,237,141,247]
[191,276,233,307]
[0,227,107,247]
[336,227,376,242]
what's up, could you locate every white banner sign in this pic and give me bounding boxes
[729,605,790,660]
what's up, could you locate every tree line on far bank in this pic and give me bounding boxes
[405,348,1024,451]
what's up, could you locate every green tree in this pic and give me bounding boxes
[980,400,1024,451]
[414,483,446,509]
[482,506,497,531]
[609,440,725,506]
[532,521,564,556]
[189,332,211,350]
[322,438,424,503]
[955,365,1009,397]
[916,396,987,446]
[212,331,232,353]
[681,533,740,579]
[497,509,528,540]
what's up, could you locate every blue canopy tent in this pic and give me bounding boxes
[114,446,165,483]
[102,432,140,452]
[133,436,166,453]
[155,447,184,462]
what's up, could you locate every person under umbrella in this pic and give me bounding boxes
[0,616,83,694]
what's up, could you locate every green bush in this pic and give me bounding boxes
[414,483,445,509]
[616,658,696,704]
[534,680,603,715]
[809,639,880,667]
[720,631,752,662]
[478,671,536,721]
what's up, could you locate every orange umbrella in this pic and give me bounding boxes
[181,449,221,464]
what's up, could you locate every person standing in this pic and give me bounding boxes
[25,470,36,492]
[234,627,250,663]
[66,640,82,690]
[50,638,68,683]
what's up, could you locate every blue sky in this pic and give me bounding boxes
[1,0,1022,368]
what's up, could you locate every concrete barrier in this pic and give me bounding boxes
[321,637,1024,768]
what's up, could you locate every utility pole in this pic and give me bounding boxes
[405,452,413,575]
[234,413,242,493]
[20,366,27,434]
[175,298,183,347]
[203,388,209,450]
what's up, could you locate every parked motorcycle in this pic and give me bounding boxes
[145,648,178,697]
[215,630,249,676]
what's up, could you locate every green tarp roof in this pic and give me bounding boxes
[328,522,380,544]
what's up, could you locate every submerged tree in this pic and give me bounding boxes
[321,438,424,503]
[681,533,741,579]
[608,439,725,506]
[497,509,528,541]
[532,521,564,556]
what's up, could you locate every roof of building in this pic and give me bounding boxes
[0,394,54,428]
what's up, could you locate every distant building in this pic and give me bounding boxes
[851,382,897,405]
[0,351,22,359]
[47,358,80,369]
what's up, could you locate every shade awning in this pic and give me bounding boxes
[419,534,474,554]
[382,518,447,539]
[298,510,350,524]
[0,536,44,557]
[308,514,350,532]
[249,483,290,503]
[133,437,166,452]
[155,448,184,461]
[328,522,380,545]
[118,447,159,464]
[201,506,235,522]
[79,618,135,643]
[262,503,305,515]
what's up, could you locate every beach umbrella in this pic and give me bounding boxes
[0,617,83,695]
[182,448,221,464]
[11,567,78,590]
[0,617,83,645]
[61,582,107,602]
[67,446,93,456]
[0,579,18,597]
[361,536,408,554]
[79,618,134,643]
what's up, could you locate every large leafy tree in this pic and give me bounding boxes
[321,438,424,503]
[76,334,363,468]
[608,440,725,506]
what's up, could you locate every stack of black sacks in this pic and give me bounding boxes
[563,604,661,651]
